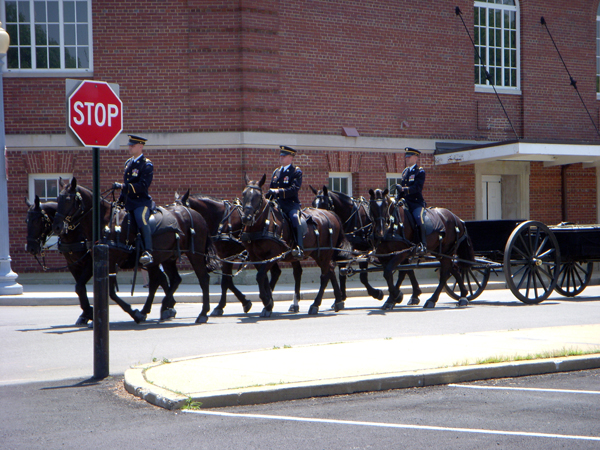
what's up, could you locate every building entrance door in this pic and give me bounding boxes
[482,175,502,220]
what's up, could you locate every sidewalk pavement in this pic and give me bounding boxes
[125,324,600,410]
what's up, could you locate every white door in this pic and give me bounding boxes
[482,175,502,220]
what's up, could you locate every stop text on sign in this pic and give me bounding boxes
[72,101,120,127]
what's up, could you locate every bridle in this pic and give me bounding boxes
[241,185,268,227]
[55,191,87,231]
[312,193,334,211]
[26,208,54,252]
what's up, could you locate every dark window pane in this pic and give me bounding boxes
[77,47,89,68]
[48,24,59,45]
[76,1,87,21]
[34,179,45,198]
[36,46,47,68]
[18,1,30,22]
[489,9,494,27]
[6,2,17,22]
[7,47,19,68]
[341,178,348,194]
[495,29,501,46]
[20,24,31,45]
[47,1,59,22]
[47,182,58,199]
[20,47,32,68]
[77,24,88,45]
[63,1,75,22]
[64,24,75,45]
[510,69,516,86]
[7,24,18,45]
[65,46,76,68]
[35,24,47,45]
[48,46,60,68]
[34,1,46,22]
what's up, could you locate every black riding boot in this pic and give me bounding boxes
[139,224,153,266]
[292,226,304,258]
[417,223,427,255]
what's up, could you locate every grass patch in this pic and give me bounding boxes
[181,397,203,410]
[455,347,600,367]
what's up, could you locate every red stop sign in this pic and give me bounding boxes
[68,80,123,148]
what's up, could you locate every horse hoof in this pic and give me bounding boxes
[423,301,436,309]
[333,302,344,312]
[382,301,396,311]
[374,289,384,301]
[243,301,252,313]
[210,307,224,317]
[288,304,299,313]
[75,315,90,326]
[133,310,147,324]
[308,305,319,315]
[260,308,272,318]
[407,297,420,306]
[195,315,208,324]
[457,298,468,307]
[161,308,177,321]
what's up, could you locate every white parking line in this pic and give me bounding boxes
[449,384,600,395]
[184,410,600,442]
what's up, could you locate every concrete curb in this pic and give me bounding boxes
[124,354,600,410]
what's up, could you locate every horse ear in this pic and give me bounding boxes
[34,195,40,208]
[244,173,250,185]
[369,189,375,199]
[25,196,32,208]
[323,186,328,195]
[70,177,78,190]
[174,191,179,200]
[182,189,190,204]
[309,185,318,195]
[59,177,66,189]
[383,188,389,197]
[258,174,266,188]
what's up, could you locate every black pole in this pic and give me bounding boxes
[455,6,519,140]
[92,146,109,379]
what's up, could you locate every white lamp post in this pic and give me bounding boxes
[0,22,22,295]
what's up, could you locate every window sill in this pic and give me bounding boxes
[3,70,93,78]
[475,85,522,95]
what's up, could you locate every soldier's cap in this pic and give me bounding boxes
[128,135,147,146]
[280,145,297,156]
[404,147,421,156]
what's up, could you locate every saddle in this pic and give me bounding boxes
[147,207,182,236]
[401,203,445,237]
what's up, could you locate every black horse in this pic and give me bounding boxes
[239,174,351,316]
[25,195,173,326]
[311,185,422,306]
[368,188,474,309]
[52,177,218,324]
[176,191,291,316]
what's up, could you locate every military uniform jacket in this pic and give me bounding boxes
[269,164,302,207]
[118,154,154,211]
[399,164,426,208]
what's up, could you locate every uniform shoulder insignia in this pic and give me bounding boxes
[295,166,301,171]
[145,158,152,163]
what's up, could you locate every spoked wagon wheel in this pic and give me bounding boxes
[503,221,560,304]
[555,261,593,297]
[443,264,490,301]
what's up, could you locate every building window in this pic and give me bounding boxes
[28,173,70,202]
[2,0,92,72]
[474,0,519,89]
[597,5,600,94]
[328,172,352,196]
[386,174,403,195]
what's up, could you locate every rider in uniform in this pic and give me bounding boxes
[268,145,304,258]
[396,147,427,255]
[113,135,154,266]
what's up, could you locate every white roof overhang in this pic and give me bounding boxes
[434,140,600,168]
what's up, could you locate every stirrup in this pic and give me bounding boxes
[415,243,426,255]
[139,251,153,266]
[291,246,304,258]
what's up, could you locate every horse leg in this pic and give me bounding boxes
[359,260,385,301]
[338,264,348,302]
[449,264,469,307]
[211,262,251,317]
[405,270,422,305]
[159,262,180,320]
[308,260,335,315]
[256,264,274,318]
[424,259,454,309]
[185,253,211,324]
[108,274,146,324]
[72,264,94,326]
[139,267,161,317]
[289,261,303,313]
[382,259,403,311]
[269,262,282,291]
[329,263,345,312]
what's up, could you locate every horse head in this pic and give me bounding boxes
[368,188,391,241]
[311,185,335,211]
[53,177,87,236]
[25,195,55,255]
[241,174,267,226]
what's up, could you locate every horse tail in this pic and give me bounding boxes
[456,220,475,270]
[204,237,221,273]
[331,214,354,261]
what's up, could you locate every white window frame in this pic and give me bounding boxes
[386,173,403,195]
[1,0,93,76]
[28,173,72,249]
[596,6,600,99]
[474,0,520,94]
[328,172,352,196]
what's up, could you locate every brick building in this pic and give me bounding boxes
[3,0,600,274]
